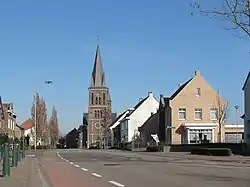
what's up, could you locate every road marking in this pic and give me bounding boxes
[92,173,102,178]
[74,164,80,168]
[109,180,125,187]
[69,162,74,165]
[81,168,88,171]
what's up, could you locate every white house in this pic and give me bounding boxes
[120,92,159,143]
[109,109,130,147]
[21,119,42,146]
[242,71,250,144]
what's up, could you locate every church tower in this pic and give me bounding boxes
[87,45,112,145]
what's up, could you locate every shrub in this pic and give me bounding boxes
[190,148,232,156]
[146,145,164,152]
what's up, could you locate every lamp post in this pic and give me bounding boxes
[34,80,53,151]
[234,105,240,143]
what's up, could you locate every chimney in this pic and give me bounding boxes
[178,83,182,88]
[148,92,153,97]
[195,71,200,76]
[160,94,164,99]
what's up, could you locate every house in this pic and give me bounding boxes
[138,112,159,144]
[223,124,244,143]
[21,119,35,145]
[65,128,79,148]
[119,92,159,143]
[109,109,130,147]
[15,124,24,139]
[242,71,250,144]
[2,103,17,138]
[140,71,227,145]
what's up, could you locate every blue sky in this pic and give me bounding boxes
[0,0,249,134]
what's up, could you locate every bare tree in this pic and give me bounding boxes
[31,93,48,146]
[101,108,112,149]
[40,98,48,144]
[49,106,59,148]
[191,0,250,38]
[213,91,229,142]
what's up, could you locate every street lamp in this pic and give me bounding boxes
[234,105,240,143]
[34,80,53,151]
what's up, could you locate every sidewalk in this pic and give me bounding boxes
[0,157,50,187]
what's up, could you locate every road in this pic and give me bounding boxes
[58,149,250,187]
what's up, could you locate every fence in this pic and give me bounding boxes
[0,142,25,177]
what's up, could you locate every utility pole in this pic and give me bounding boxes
[234,105,240,143]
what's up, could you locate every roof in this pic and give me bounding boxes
[241,114,245,119]
[109,110,128,128]
[16,124,24,130]
[20,119,34,130]
[124,97,148,118]
[242,71,250,90]
[170,78,193,99]
[0,96,5,120]
[90,45,106,87]
[138,112,159,132]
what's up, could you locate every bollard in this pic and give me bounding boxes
[0,144,3,159]
[17,144,21,162]
[12,144,15,167]
[15,145,18,166]
[3,143,10,177]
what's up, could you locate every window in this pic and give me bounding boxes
[91,93,94,104]
[100,110,103,118]
[196,88,201,97]
[103,93,106,105]
[97,110,100,118]
[94,111,97,118]
[194,108,202,120]
[95,97,98,105]
[178,108,186,120]
[99,97,101,105]
[210,108,218,120]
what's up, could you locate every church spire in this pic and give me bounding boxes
[90,45,106,87]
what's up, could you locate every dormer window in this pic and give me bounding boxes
[196,88,201,97]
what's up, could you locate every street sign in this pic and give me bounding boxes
[167,126,175,129]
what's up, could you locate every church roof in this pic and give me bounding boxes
[90,45,106,87]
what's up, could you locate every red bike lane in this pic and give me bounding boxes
[39,151,106,187]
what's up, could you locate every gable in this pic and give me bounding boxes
[172,71,218,103]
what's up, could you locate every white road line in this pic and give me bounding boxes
[69,162,74,165]
[81,168,88,171]
[74,164,80,168]
[109,180,125,187]
[92,173,102,178]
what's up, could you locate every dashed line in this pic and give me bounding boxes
[69,162,74,165]
[109,180,125,187]
[92,173,102,178]
[81,168,88,171]
[74,164,80,168]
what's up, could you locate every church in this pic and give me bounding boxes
[83,45,116,147]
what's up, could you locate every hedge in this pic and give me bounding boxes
[190,148,232,156]
[146,145,164,152]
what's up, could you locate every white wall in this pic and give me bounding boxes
[244,77,250,144]
[127,92,159,142]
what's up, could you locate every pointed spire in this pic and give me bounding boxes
[90,45,106,87]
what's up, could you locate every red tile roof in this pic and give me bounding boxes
[20,119,34,130]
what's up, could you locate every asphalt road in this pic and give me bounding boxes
[58,149,250,187]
